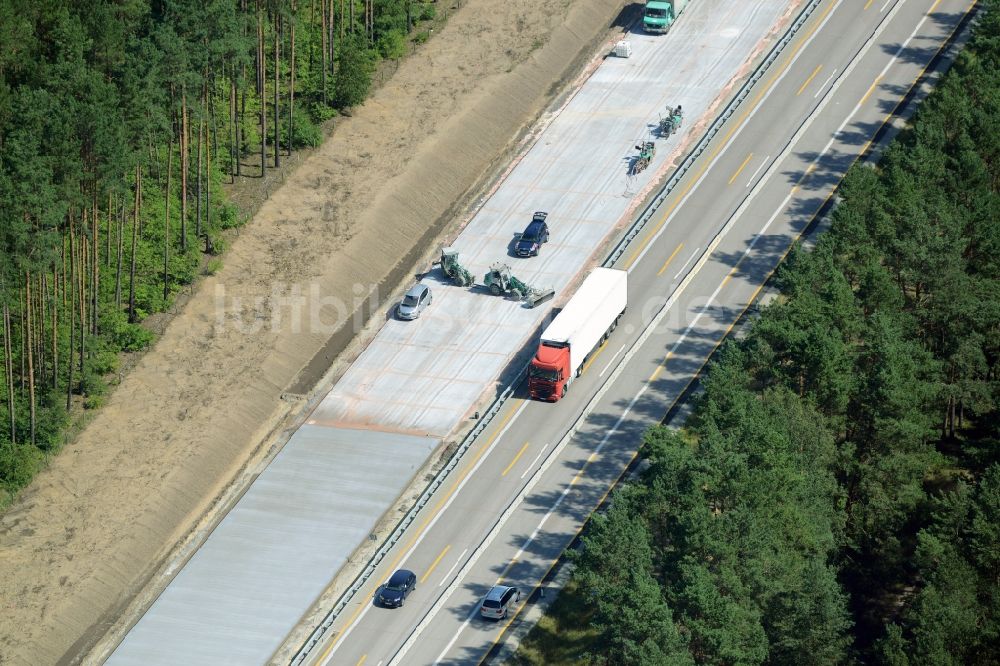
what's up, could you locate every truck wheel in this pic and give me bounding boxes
[489,283,502,296]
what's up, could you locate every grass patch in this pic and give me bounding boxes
[509,578,600,665]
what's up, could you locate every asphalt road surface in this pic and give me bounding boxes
[306,1,975,664]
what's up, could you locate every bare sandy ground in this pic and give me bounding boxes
[0,1,631,664]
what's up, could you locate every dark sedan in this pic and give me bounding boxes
[378,569,417,608]
[514,212,550,257]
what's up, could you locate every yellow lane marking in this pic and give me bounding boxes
[864,0,874,10]
[860,75,883,106]
[649,352,671,383]
[581,338,609,375]
[656,243,685,276]
[354,656,366,666]
[319,400,524,658]
[791,163,817,195]
[728,153,754,185]
[621,0,838,270]
[501,442,531,477]
[421,545,452,584]
[477,2,977,663]
[797,64,823,95]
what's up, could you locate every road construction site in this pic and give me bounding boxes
[106,2,802,663]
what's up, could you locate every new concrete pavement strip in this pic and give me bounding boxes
[106,2,797,663]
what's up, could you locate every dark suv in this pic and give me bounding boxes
[378,569,417,608]
[514,212,550,257]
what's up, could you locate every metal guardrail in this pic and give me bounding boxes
[604,0,825,269]
[290,1,825,662]
[290,364,530,664]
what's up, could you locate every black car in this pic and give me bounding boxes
[514,212,550,257]
[379,569,417,608]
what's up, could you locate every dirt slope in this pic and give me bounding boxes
[0,1,629,664]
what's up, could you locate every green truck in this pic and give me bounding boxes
[642,0,687,34]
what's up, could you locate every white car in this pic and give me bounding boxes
[397,284,432,320]
[479,585,520,619]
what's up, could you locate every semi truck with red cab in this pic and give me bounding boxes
[528,268,627,401]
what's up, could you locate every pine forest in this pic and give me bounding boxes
[0,0,435,499]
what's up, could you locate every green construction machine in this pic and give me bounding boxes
[631,140,656,175]
[483,262,555,307]
[440,247,474,286]
[658,104,683,137]
[484,262,530,299]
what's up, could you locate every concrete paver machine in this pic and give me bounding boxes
[440,247,474,286]
[483,262,555,307]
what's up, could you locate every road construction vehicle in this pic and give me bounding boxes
[440,247,474,286]
[483,263,531,299]
[528,268,627,401]
[658,104,683,137]
[643,0,687,34]
[483,262,555,307]
[631,141,655,175]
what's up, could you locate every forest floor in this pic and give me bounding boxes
[0,1,633,664]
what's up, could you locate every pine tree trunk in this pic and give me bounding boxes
[289,0,296,155]
[180,91,189,252]
[37,274,45,381]
[67,224,76,410]
[128,165,141,323]
[196,116,204,240]
[78,237,86,394]
[321,0,328,105]
[206,118,212,238]
[92,198,99,335]
[165,117,173,303]
[230,74,238,181]
[2,293,15,444]
[115,198,125,309]
[25,273,35,445]
[50,268,57,390]
[273,11,281,168]
[259,1,267,176]
[106,191,113,267]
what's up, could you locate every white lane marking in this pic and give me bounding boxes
[521,443,550,479]
[881,0,893,12]
[626,0,846,271]
[598,343,627,377]
[815,69,838,97]
[745,155,769,187]
[433,382,647,665]
[321,400,529,663]
[432,276,744,664]
[438,548,468,587]
[673,247,700,280]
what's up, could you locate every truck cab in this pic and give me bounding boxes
[529,343,570,401]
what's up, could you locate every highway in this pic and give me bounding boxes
[303,1,975,664]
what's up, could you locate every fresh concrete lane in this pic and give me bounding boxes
[106,428,438,666]
[307,1,974,664]
[313,0,798,437]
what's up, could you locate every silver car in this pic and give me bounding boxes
[479,585,520,619]
[397,284,432,320]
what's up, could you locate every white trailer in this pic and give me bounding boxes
[529,268,628,400]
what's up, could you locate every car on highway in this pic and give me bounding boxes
[479,584,520,619]
[396,284,432,320]
[378,569,417,608]
[514,212,550,257]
